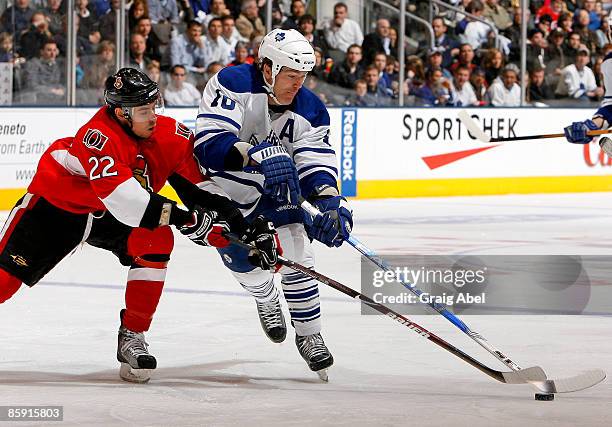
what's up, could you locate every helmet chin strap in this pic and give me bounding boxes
[263,65,288,105]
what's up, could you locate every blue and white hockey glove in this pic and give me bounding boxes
[564,120,598,144]
[248,142,300,205]
[306,196,353,247]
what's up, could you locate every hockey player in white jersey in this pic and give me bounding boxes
[564,14,612,145]
[194,29,353,379]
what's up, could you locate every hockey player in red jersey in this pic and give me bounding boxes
[0,68,282,383]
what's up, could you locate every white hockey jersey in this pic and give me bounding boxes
[194,64,338,218]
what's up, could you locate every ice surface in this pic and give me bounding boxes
[1,193,610,426]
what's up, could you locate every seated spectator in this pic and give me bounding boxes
[527,28,547,71]
[282,0,306,31]
[308,47,328,81]
[148,0,180,25]
[164,64,201,105]
[19,11,53,59]
[430,16,460,69]
[128,33,151,71]
[203,17,232,68]
[236,0,265,41]
[347,79,377,106]
[128,0,148,30]
[250,35,263,62]
[573,9,598,53]
[595,15,610,48]
[483,0,512,31]
[221,15,245,56]
[373,51,392,91]
[203,0,231,29]
[170,20,206,76]
[564,31,582,64]
[271,5,288,30]
[146,60,162,86]
[537,0,565,22]
[81,39,115,93]
[43,0,64,36]
[99,0,120,42]
[427,49,452,80]
[0,32,18,63]
[556,46,604,100]
[557,11,573,34]
[385,55,399,85]
[528,65,555,103]
[298,14,329,58]
[328,43,363,89]
[545,28,569,78]
[405,55,426,87]
[413,67,451,106]
[450,65,479,106]
[323,2,363,63]
[487,64,520,106]
[133,17,162,63]
[76,0,101,48]
[537,14,553,39]
[227,41,253,66]
[482,47,504,85]
[583,0,601,31]
[450,43,477,74]
[505,7,529,62]
[203,60,224,87]
[362,18,392,65]
[0,0,35,42]
[463,0,491,50]
[363,65,392,106]
[23,38,65,104]
[470,67,488,105]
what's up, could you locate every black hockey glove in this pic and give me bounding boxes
[243,216,282,271]
[179,206,231,248]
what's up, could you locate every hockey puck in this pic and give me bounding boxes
[534,393,554,401]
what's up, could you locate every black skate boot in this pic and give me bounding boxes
[295,333,334,381]
[256,298,287,343]
[117,310,156,383]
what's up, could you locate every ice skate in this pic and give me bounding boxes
[296,333,334,382]
[117,324,157,383]
[256,298,287,343]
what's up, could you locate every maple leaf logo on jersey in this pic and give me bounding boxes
[175,122,192,140]
[133,155,152,192]
[83,128,109,151]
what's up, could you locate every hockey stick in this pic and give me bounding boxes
[225,233,545,386]
[300,199,606,394]
[458,110,612,143]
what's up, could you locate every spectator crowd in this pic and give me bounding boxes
[0,0,610,106]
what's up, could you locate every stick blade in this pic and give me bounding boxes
[457,110,491,143]
[501,366,547,384]
[538,369,607,393]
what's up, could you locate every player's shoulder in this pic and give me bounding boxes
[154,115,193,143]
[75,107,127,153]
[291,87,330,128]
[216,63,267,95]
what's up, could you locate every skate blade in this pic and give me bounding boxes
[316,369,329,382]
[119,362,152,384]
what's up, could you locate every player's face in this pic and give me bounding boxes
[128,100,159,138]
[271,67,307,105]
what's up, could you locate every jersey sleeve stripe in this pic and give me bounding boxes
[194,128,226,141]
[297,164,338,176]
[197,113,242,131]
[100,178,150,228]
[293,147,337,156]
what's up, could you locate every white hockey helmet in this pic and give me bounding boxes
[258,28,315,94]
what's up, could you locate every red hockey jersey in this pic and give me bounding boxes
[28,107,203,227]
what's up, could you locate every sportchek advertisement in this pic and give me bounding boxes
[0,107,611,205]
